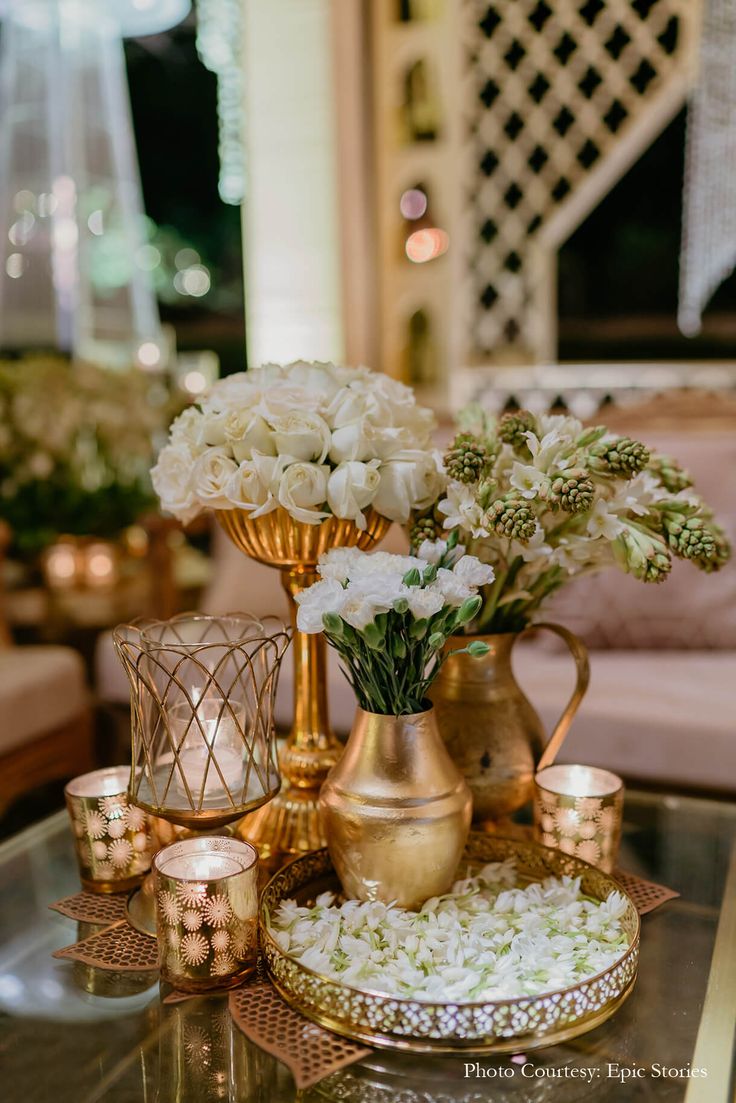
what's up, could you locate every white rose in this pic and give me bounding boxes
[270,411,331,463]
[283,361,342,401]
[277,462,330,523]
[328,422,374,463]
[169,406,204,447]
[373,454,443,524]
[327,461,381,528]
[295,578,346,633]
[151,442,200,523]
[256,386,322,419]
[224,411,276,460]
[224,460,275,513]
[452,556,495,588]
[406,585,445,620]
[192,447,239,508]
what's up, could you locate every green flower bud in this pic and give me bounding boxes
[660,507,725,570]
[590,436,650,477]
[576,425,607,447]
[446,528,460,551]
[402,567,421,588]
[322,612,343,636]
[487,495,537,542]
[455,595,482,625]
[443,433,490,484]
[549,469,595,514]
[466,639,490,657]
[409,618,428,639]
[362,623,384,649]
[392,636,407,659]
[612,524,671,583]
[648,454,693,494]
[498,410,537,453]
[409,514,441,551]
[427,631,445,649]
[422,563,438,584]
[393,597,409,615]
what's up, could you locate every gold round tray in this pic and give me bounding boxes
[259,834,640,1054]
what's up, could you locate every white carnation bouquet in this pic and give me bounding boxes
[411,406,731,635]
[268,858,631,1003]
[295,547,494,715]
[152,361,441,528]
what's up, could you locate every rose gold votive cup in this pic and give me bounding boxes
[65,766,153,893]
[153,837,259,992]
[533,764,624,873]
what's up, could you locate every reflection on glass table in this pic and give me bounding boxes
[0,790,734,1102]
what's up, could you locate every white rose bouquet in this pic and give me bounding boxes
[410,406,731,635]
[152,361,441,529]
[295,547,494,715]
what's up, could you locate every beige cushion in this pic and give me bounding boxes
[0,646,89,754]
[513,644,736,791]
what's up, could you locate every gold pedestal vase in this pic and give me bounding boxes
[217,506,391,872]
[319,706,472,908]
[430,624,590,823]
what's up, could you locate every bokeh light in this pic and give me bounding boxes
[405,227,449,263]
[137,341,162,368]
[400,188,428,220]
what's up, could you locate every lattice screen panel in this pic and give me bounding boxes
[460,0,693,363]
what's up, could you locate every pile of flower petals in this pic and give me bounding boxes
[267,859,630,1003]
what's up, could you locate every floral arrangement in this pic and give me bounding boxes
[0,357,168,554]
[267,858,630,1002]
[411,406,731,634]
[295,547,494,715]
[152,361,442,529]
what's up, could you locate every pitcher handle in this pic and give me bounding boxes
[517,622,590,772]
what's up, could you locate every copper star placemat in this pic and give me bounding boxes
[229,972,371,1090]
[53,919,160,971]
[49,890,128,926]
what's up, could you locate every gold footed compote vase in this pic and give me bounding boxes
[216,506,391,872]
[113,612,291,935]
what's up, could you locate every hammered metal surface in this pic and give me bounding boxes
[260,835,641,1053]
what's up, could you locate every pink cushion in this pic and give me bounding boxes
[545,429,736,650]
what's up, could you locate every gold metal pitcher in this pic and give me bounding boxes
[430,625,589,823]
[319,706,472,909]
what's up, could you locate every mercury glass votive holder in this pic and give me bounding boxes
[533,764,624,873]
[65,766,153,893]
[153,837,259,992]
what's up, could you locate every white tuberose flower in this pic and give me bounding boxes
[509,462,547,500]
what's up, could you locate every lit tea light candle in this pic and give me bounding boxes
[160,852,244,881]
[533,764,624,873]
[536,764,622,799]
[153,837,259,992]
[169,697,246,799]
[177,746,244,798]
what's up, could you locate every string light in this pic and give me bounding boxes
[195,0,246,205]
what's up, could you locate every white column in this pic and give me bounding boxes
[241,0,345,365]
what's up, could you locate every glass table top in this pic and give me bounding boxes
[0,790,735,1103]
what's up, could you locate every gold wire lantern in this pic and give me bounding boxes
[113,613,291,831]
